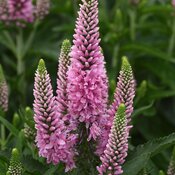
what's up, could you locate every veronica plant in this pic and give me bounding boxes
[33,0,135,173]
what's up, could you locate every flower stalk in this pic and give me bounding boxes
[67,0,108,141]
[97,104,129,175]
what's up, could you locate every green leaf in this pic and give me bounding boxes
[0,160,7,175]
[132,101,154,118]
[140,5,173,14]
[16,29,24,60]
[0,31,16,56]
[1,54,16,71]
[22,156,47,174]
[23,29,36,58]
[0,116,19,137]
[123,133,175,175]
[123,154,150,175]
[148,90,175,100]
[121,43,175,63]
[43,166,59,175]
[0,151,9,163]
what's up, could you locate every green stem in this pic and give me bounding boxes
[1,124,5,150]
[16,28,24,75]
[112,45,119,70]
[17,57,24,75]
[73,0,78,16]
[76,124,98,175]
[168,18,175,56]
[129,9,137,41]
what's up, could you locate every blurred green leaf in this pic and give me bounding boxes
[0,31,16,56]
[121,43,175,63]
[132,101,154,118]
[0,116,19,137]
[123,154,150,175]
[22,156,47,174]
[140,5,173,14]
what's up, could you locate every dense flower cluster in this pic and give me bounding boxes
[6,148,23,175]
[67,0,108,141]
[56,39,71,119]
[33,0,135,173]
[23,123,36,141]
[97,104,129,175]
[34,58,78,171]
[96,57,135,155]
[0,0,50,26]
[0,64,8,112]
[35,0,50,20]
[8,0,34,26]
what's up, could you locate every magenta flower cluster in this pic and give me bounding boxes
[67,0,108,141]
[34,41,78,172]
[33,0,135,174]
[96,57,135,155]
[0,0,50,26]
[97,104,129,175]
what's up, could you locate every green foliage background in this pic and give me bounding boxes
[0,0,175,174]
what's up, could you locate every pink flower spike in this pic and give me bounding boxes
[109,56,135,125]
[0,64,8,112]
[97,104,129,175]
[56,40,79,171]
[56,39,71,119]
[67,0,108,141]
[8,0,34,24]
[97,56,135,155]
[33,59,60,161]
[35,0,50,19]
[33,59,77,171]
